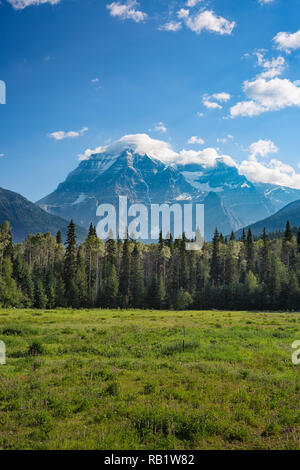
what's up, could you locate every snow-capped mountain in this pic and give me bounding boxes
[37,135,300,240]
[178,160,300,228]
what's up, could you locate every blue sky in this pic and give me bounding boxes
[1,0,300,201]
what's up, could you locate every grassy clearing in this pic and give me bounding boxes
[0,308,299,450]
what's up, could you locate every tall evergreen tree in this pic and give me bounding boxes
[64,220,78,305]
[246,228,254,272]
[284,220,293,243]
[56,230,62,245]
[210,229,221,287]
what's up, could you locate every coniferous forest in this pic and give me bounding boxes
[0,219,300,311]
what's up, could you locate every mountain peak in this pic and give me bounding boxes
[79,134,177,164]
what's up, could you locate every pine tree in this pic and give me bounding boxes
[56,231,62,245]
[210,228,221,287]
[64,220,78,305]
[261,228,271,281]
[34,280,48,309]
[45,272,56,309]
[246,228,254,272]
[55,275,66,307]
[284,220,293,243]
[13,254,34,306]
[241,229,246,244]
[76,246,89,307]
[297,227,300,253]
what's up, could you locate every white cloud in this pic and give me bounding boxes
[177,8,189,19]
[203,99,222,109]
[238,138,300,189]
[202,92,231,110]
[273,29,300,53]
[91,78,99,83]
[151,122,167,133]
[79,133,300,189]
[258,0,275,4]
[79,134,177,162]
[188,136,205,145]
[6,0,59,9]
[159,21,182,32]
[212,92,231,102]
[217,134,234,144]
[249,139,278,159]
[159,8,235,37]
[185,10,235,35]
[107,1,147,23]
[186,0,203,6]
[239,158,300,189]
[230,78,300,117]
[255,52,285,79]
[230,100,265,118]
[48,127,88,141]
[79,133,236,168]
[0,153,5,158]
[177,148,237,167]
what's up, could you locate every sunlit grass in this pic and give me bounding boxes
[0,308,299,450]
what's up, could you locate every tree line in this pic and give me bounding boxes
[0,219,300,310]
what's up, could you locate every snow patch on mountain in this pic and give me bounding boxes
[72,193,87,205]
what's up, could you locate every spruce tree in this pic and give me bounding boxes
[210,228,221,287]
[64,220,78,305]
[56,231,62,245]
[284,220,293,243]
[34,280,48,309]
[297,227,300,253]
[246,228,254,272]
[241,228,246,244]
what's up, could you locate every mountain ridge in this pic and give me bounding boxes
[0,187,87,243]
[235,198,300,238]
[37,143,300,240]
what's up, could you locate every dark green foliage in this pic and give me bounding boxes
[1,217,300,311]
[56,231,62,245]
[27,340,44,356]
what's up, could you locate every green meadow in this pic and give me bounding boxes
[0,309,299,450]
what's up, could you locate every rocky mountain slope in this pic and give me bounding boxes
[37,139,300,240]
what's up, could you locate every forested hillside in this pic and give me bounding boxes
[0,219,300,311]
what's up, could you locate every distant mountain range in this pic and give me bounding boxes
[37,140,300,239]
[0,187,87,243]
[235,198,300,238]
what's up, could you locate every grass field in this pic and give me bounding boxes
[0,308,299,450]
